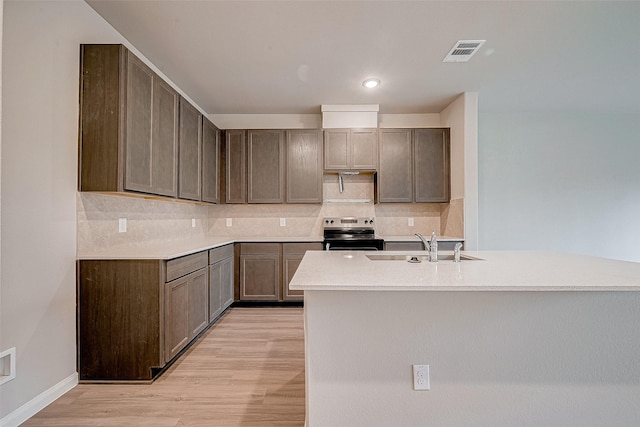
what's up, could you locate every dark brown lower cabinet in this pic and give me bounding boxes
[208,244,234,322]
[78,250,212,382]
[283,243,322,301]
[239,242,321,302]
[78,259,164,381]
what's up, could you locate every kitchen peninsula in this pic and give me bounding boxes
[290,251,640,427]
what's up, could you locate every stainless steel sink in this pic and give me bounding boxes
[366,253,483,262]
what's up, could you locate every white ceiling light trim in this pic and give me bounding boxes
[443,40,486,63]
[362,78,380,88]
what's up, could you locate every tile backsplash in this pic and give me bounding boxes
[77,174,464,254]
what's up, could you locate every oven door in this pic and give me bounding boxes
[323,239,384,251]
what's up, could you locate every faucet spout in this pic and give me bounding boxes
[415,233,431,260]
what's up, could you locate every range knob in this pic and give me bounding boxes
[369,219,374,224]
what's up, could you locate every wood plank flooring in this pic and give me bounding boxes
[23,308,305,427]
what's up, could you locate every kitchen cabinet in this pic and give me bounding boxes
[240,243,281,301]
[78,259,165,381]
[225,130,247,203]
[414,128,450,202]
[286,130,323,203]
[238,242,320,302]
[282,243,322,301]
[324,128,378,171]
[178,97,202,201]
[377,128,450,203]
[384,240,463,251]
[225,129,323,204]
[201,117,221,203]
[208,244,234,322]
[79,44,179,198]
[248,130,285,203]
[164,252,209,362]
[378,129,413,203]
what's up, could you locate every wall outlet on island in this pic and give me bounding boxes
[412,364,430,391]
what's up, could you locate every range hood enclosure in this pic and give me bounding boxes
[321,104,379,129]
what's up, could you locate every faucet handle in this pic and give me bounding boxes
[454,242,463,262]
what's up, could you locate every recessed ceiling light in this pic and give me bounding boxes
[362,78,380,88]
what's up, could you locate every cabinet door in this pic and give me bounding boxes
[248,130,285,203]
[178,97,202,201]
[165,276,190,362]
[351,129,378,170]
[286,130,323,203]
[378,129,413,203]
[324,129,349,169]
[220,257,234,309]
[202,118,220,203]
[240,254,280,301]
[209,262,223,322]
[188,268,209,339]
[124,52,155,194]
[151,78,179,197]
[283,254,304,301]
[225,130,246,203]
[414,129,450,203]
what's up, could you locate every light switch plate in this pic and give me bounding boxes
[226,218,232,227]
[408,217,414,227]
[118,218,127,233]
[192,218,196,228]
[280,218,286,227]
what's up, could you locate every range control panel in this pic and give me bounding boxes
[323,217,375,229]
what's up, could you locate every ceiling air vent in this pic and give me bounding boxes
[443,40,486,63]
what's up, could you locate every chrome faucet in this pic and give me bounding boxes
[415,233,438,262]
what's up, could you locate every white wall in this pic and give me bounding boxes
[441,92,479,249]
[305,289,640,427]
[478,111,640,262]
[0,1,210,423]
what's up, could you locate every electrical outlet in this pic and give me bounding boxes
[408,217,414,227]
[413,364,430,391]
[280,218,286,227]
[226,218,232,227]
[118,218,127,233]
[0,347,17,386]
[192,218,196,228]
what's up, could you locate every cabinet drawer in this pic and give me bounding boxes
[282,242,322,255]
[209,244,234,264]
[166,251,208,282]
[240,242,280,255]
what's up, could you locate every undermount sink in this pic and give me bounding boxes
[366,253,483,262]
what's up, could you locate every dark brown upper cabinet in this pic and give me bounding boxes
[201,117,221,204]
[225,129,323,204]
[79,44,179,198]
[178,97,202,201]
[377,128,450,203]
[324,128,378,171]
[225,130,247,203]
[248,130,285,203]
[286,129,323,203]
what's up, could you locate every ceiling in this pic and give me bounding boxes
[86,0,640,115]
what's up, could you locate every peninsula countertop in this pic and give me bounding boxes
[289,250,640,291]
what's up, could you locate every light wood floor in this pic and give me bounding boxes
[24,308,305,427]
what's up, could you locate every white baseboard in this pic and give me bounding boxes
[0,372,78,427]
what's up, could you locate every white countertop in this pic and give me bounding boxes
[77,236,323,260]
[378,235,463,242]
[77,235,463,260]
[289,250,640,291]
